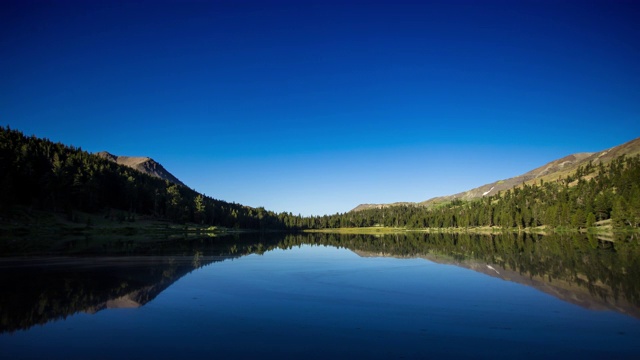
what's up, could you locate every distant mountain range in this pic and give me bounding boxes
[352,136,640,212]
[96,135,640,215]
[2,125,638,230]
[96,151,185,187]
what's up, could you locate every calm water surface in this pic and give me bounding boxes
[1,233,639,359]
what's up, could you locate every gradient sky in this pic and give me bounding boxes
[2,0,639,216]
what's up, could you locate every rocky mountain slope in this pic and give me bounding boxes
[352,136,640,212]
[96,151,185,187]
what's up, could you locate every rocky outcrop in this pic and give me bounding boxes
[96,151,185,186]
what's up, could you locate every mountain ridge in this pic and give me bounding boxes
[352,136,640,212]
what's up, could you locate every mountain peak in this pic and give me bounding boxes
[95,151,117,162]
[96,151,185,187]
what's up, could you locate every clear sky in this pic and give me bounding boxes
[2,0,639,216]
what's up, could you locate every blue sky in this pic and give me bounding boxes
[2,0,639,216]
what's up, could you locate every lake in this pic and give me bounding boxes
[1,232,639,359]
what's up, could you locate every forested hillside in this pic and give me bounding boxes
[0,126,297,230]
[353,137,640,213]
[309,155,640,230]
[1,126,638,232]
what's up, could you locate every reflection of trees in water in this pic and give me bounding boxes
[1,232,638,333]
[192,251,203,268]
[277,232,640,308]
[0,258,189,333]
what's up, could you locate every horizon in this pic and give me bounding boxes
[2,0,639,216]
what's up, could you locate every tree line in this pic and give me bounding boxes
[0,126,294,229]
[310,155,640,230]
[1,126,638,231]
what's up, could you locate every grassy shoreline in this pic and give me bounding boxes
[304,224,635,238]
[2,208,635,239]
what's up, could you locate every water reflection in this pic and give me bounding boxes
[1,232,639,334]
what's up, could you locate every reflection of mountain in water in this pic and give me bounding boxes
[291,232,640,318]
[81,257,213,313]
[0,256,227,333]
[1,232,639,333]
[0,234,274,333]
[354,249,640,318]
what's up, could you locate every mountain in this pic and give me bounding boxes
[0,126,298,230]
[96,151,185,187]
[2,125,637,231]
[352,136,640,212]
